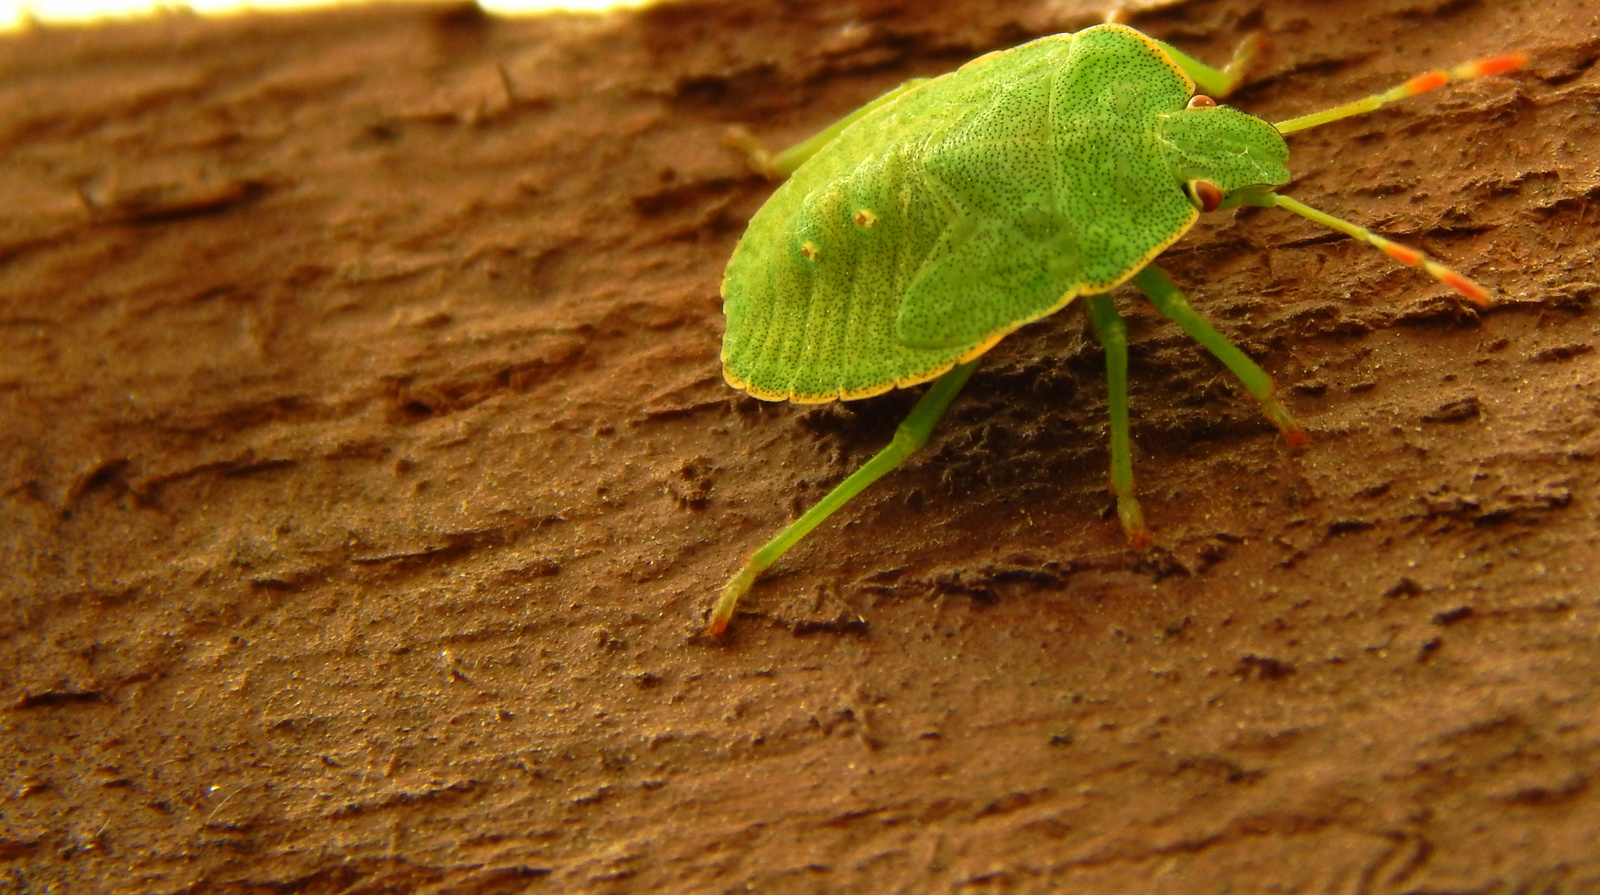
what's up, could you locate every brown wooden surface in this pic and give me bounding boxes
[2,0,1598,891]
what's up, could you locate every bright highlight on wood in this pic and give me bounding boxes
[1,0,653,30]
[710,25,1525,636]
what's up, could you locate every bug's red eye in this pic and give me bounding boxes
[1187,94,1217,109]
[1188,180,1224,213]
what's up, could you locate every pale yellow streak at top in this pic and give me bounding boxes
[1,0,652,31]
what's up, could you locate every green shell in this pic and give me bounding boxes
[721,23,1290,402]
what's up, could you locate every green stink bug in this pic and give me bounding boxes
[710,23,1526,635]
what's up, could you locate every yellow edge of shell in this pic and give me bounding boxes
[724,203,1201,403]
[1110,23,1197,95]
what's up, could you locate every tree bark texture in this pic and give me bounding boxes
[2,0,1598,891]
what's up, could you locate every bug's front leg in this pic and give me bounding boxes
[1155,33,1263,99]
[1130,265,1307,446]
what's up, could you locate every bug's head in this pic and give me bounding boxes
[1150,51,1526,308]
[1157,95,1290,214]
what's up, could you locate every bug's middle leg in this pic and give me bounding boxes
[1083,295,1150,547]
[1131,265,1308,446]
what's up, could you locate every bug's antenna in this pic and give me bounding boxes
[1274,53,1527,134]
[1250,192,1491,305]
[1257,52,1526,303]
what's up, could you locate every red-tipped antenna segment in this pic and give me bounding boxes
[1276,52,1528,134]
[1266,194,1493,306]
[1466,53,1531,78]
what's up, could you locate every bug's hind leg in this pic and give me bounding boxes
[708,359,980,636]
[1131,265,1308,447]
[1083,295,1150,547]
[724,77,931,179]
[1154,32,1263,99]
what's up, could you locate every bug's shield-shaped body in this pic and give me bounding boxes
[721,23,1291,403]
